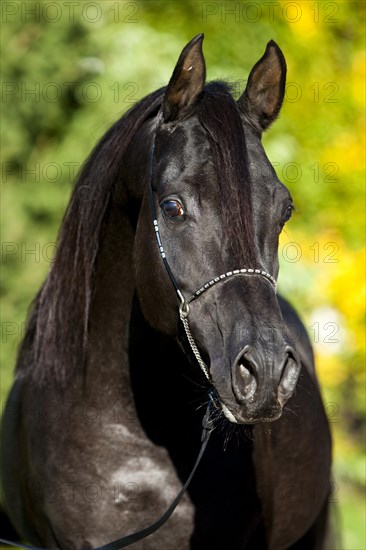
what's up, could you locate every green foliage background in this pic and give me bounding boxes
[1,1,365,548]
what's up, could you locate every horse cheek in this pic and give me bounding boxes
[133,200,178,336]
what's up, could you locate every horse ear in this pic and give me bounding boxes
[163,34,206,122]
[238,40,286,133]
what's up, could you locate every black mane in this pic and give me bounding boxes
[17,82,256,385]
[197,81,256,265]
[17,88,165,385]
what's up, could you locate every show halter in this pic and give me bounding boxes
[148,130,277,382]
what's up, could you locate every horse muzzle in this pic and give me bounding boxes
[182,275,302,424]
[212,343,301,424]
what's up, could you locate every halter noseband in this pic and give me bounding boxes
[148,130,277,380]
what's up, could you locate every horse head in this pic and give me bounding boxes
[133,34,301,424]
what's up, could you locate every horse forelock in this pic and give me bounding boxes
[197,81,257,266]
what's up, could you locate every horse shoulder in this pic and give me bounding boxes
[252,329,332,549]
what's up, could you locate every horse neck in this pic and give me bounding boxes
[77,117,206,437]
[84,199,207,443]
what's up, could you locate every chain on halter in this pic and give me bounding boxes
[148,131,277,381]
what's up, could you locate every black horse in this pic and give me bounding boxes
[1,35,332,549]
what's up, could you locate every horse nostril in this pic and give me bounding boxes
[278,348,301,402]
[234,350,257,402]
[239,360,254,385]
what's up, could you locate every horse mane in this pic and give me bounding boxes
[197,81,256,266]
[16,87,165,386]
[16,81,256,386]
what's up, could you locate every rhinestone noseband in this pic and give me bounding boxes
[191,268,276,300]
[149,135,277,380]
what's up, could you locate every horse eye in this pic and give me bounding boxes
[282,205,293,224]
[161,199,185,218]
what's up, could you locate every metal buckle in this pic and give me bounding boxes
[177,290,190,318]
